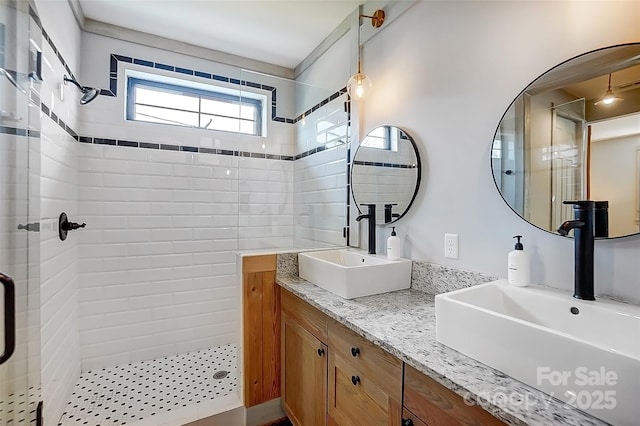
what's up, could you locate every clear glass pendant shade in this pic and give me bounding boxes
[347,72,373,99]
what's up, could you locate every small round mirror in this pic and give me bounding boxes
[491,43,640,238]
[351,126,421,224]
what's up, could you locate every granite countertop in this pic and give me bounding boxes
[276,274,608,426]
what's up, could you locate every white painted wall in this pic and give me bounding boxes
[328,0,640,301]
[33,0,82,423]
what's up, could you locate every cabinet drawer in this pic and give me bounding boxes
[329,322,402,396]
[402,409,428,426]
[329,352,391,426]
[281,288,330,343]
[404,364,505,426]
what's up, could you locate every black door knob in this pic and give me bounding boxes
[401,419,413,426]
[351,375,360,385]
[351,347,360,357]
[317,348,325,357]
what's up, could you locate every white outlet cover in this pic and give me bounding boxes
[444,233,459,259]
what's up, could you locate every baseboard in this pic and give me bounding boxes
[246,398,285,426]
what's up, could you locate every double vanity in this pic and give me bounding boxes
[241,42,640,426]
[274,249,639,426]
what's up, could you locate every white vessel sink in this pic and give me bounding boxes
[298,249,411,299]
[435,279,640,426]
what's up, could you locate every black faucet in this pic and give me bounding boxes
[384,203,400,223]
[356,204,376,254]
[557,200,608,301]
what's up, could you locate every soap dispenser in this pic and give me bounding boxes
[508,235,530,287]
[387,227,401,260]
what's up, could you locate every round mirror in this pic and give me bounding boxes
[492,43,640,238]
[351,126,421,224]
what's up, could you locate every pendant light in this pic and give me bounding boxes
[594,73,623,106]
[347,9,385,100]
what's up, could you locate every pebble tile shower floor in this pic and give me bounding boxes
[59,345,238,425]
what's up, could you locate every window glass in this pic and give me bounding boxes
[127,76,263,136]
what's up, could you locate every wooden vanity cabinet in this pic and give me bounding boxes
[328,322,402,426]
[282,313,328,426]
[402,364,505,426]
[280,289,503,426]
[281,289,330,426]
[281,289,402,426]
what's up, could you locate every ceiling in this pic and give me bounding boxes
[77,0,362,69]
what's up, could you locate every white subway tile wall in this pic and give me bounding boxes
[36,1,83,422]
[238,156,294,250]
[40,119,81,425]
[76,143,242,370]
[293,97,348,248]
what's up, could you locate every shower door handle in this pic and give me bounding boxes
[0,273,16,365]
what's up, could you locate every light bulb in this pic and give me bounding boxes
[347,72,373,99]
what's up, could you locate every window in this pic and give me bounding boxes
[126,76,264,136]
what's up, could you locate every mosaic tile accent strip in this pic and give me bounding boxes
[0,386,40,424]
[27,4,350,160]
[38,101,346,162]
[107,53,346,124]
[58,345,238,426]
[29,2,347,126]
[410,261,499,295]
[353,160,418,169]
[276,252,299,277]
[29,5,76,82]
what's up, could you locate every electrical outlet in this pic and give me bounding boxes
[444,233,459,259]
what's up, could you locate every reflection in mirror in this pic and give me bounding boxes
[351,126,421,224]
[492,44,640,238]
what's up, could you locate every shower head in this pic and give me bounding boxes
[63,75,100,105]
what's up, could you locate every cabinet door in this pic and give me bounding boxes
[328,352,390,426]
[281,313,327,426]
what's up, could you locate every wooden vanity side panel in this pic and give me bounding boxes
[242,254,279,407]
[404,364,505,426]
[261,269,280,401]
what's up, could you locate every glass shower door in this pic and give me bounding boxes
[1,0,41,423]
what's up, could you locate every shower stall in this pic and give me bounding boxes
[1,1,350,424]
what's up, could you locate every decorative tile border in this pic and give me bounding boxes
[38,101,352,161]
[0,126,40,138]
[29,5,76,83]
[29,3,347,126]
[353,160,418,169]
[107,53,346,125]
[24,5,351,163]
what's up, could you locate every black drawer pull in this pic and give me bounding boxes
[351,347,360,357]
[351,375,360,385]
[317,348,325,357]
[402,419,413,426]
